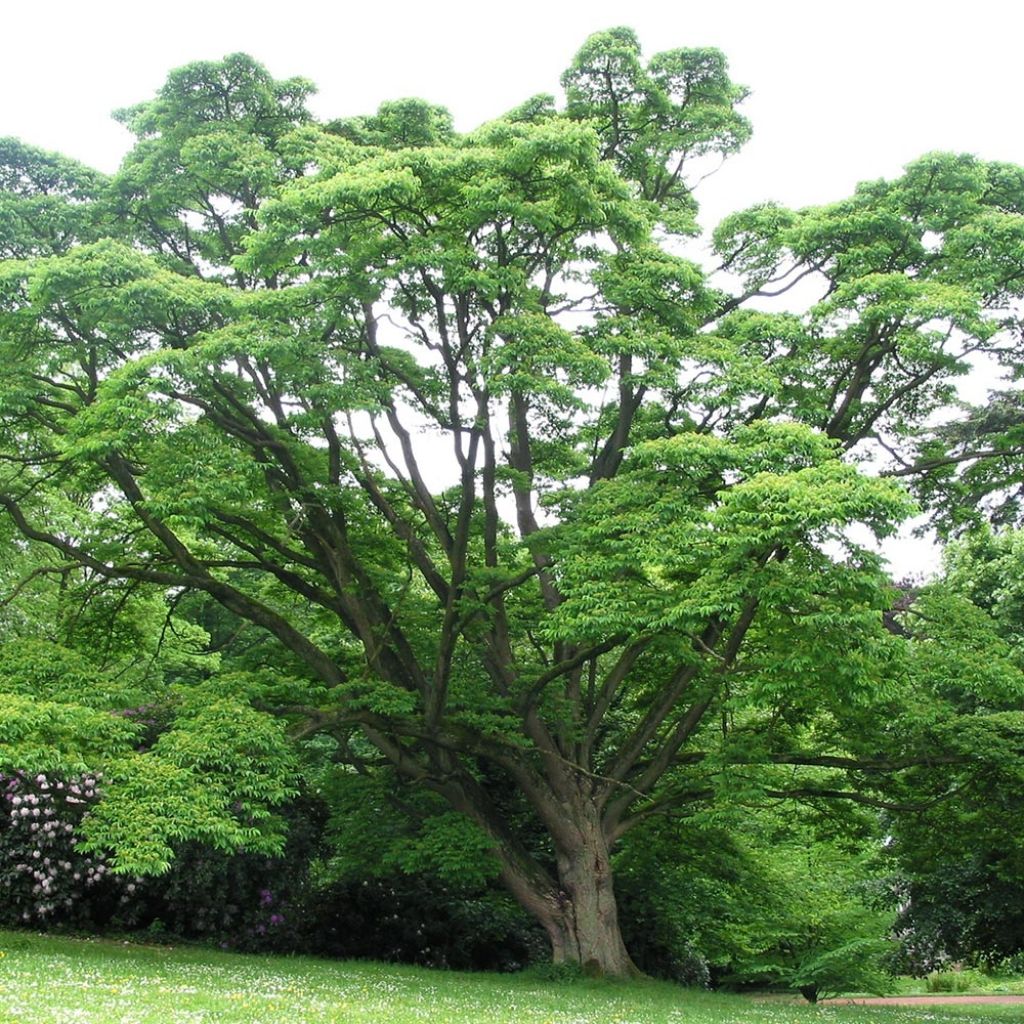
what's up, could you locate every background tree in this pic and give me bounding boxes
[884,529,1024,969]
[614,799,895,996]
[2,29,1024,977]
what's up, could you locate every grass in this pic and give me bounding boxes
[0,930,1021,1024]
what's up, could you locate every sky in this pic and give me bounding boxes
[5,0,1022,220]
[2,0,1022,575]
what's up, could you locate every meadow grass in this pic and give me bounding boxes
[0,930,1020,1024]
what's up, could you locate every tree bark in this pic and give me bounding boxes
[495,798,640,978]
[551,815,639,977]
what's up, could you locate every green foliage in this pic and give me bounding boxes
[0,138,106,258]
[328,98,455,149]
[78,746,283,875]
[563,27,750,233]
[717,840,893,1001]
[0,692,138,769]
[884,529,1024,968]
[0,564,297,877]
[616,808,895,999]
[317,766,499,888]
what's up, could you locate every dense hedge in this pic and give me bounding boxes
[0,771,545,971]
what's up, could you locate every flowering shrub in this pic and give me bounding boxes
[119,789,328,952]
[141,843,303,951]
[0,769,136,927]
[0,767,320,947]
[1,768,542,970]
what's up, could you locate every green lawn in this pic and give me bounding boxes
[0,930,1019,1024]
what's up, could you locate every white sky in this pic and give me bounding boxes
[6,0,1021,219]
[3,0,1021,576]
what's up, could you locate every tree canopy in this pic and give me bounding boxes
[2,28,1024,977]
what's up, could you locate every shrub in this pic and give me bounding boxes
[299,876,544,971]
[127,790,327,952]
[0,769,136,928]
[926,969,987,993]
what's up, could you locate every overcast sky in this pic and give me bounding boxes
[3,0,1021,575]
[5,0,1021,214]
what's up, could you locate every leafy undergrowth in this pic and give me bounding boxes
[895,971,1024,996]
[0,931,1020,1024]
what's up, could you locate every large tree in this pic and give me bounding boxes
[3,30,1024,975]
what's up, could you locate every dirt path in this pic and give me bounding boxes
[824,995,1024,1006]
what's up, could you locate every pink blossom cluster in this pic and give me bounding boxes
[0,769,125,924]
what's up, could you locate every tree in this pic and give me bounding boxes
[884,530,1024,968]
[715,837,893,1003]
[613,797,895,994]
[3,29,1024,976]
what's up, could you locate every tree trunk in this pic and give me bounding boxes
[499,801,640,978]
[445,765,639,977]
